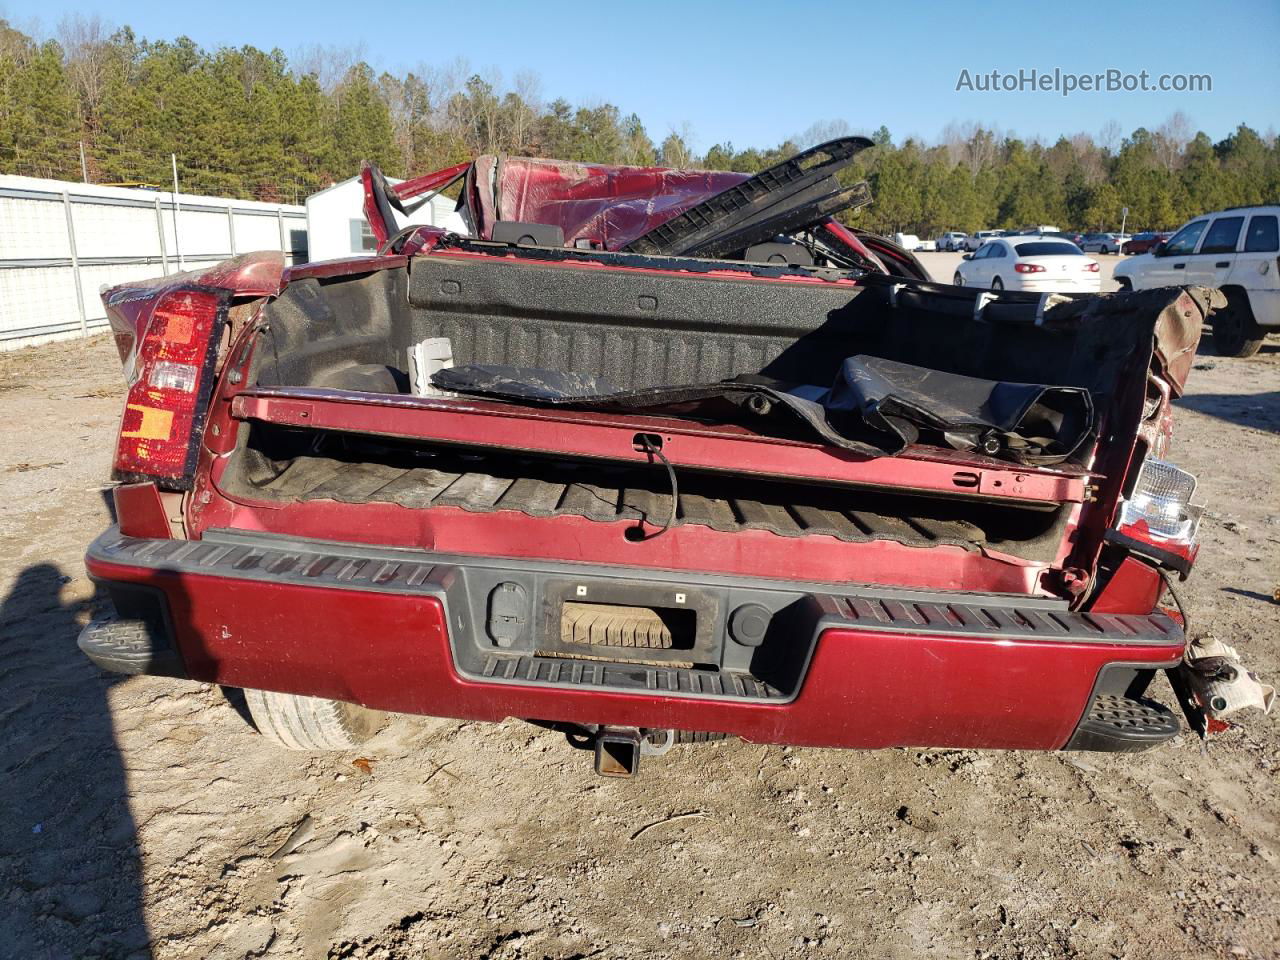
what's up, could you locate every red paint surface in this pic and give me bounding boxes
[193,471,1050,595]
[1090,555,1165,614]
[230,389,1088,506]
[113,483,172,540]
[284,253,408,283]
[466,155,748,249]
[85,556,1182,750]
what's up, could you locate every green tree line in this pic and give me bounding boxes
[2,18,1277,231]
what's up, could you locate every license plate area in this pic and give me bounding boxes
[539,579,721,667]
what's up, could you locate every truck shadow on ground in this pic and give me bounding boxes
[1222,586,1280,606]
[1174,390,1280,432]
[0,563,151,958]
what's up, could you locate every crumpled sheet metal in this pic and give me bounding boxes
[470,155,748,250]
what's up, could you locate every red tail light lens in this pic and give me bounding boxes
[113,289,225,489]
[1084,262,1100,272]
[1014,262,1046,274]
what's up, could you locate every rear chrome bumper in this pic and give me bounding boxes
[84,526,1186,751]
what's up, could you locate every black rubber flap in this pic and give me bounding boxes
[821,355,1095,465]
[431,354,1094,467]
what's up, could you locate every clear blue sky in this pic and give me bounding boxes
[6,0,1278,150]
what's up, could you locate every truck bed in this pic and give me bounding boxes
[222,441,1067,559]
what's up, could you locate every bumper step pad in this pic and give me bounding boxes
[1064,693,1180,752]
[78,616,185,677]
[480,653,783,700]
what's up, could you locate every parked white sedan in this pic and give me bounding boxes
[953,237,1102,293]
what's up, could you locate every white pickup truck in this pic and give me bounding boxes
[892,232,935,252]
[1115,204,1279,357]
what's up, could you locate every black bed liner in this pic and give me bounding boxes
[258,249,1186,456]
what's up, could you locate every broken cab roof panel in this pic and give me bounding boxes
[376,137,896,274]
[466,155,747,249]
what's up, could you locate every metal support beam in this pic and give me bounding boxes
[171,154,184,270]
[155,196,170,275]
[61,190,89,337]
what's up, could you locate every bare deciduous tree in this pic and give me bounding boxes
[1069,132,1106,183]
[57,14,112,133]
[1154,111,1192,171]
[939,121,1001,173]
[292,43,367,94]
[797,119,851,150]
[505,69,541,154]
[1098,119,1123,154]
[659,123,696,168]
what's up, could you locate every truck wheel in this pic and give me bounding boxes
[243,688,386,750]
[1213,299,1266,358]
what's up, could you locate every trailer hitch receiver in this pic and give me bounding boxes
[594,726,643,778]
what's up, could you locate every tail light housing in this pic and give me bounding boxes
[1014,262,1046,274]
[1083,261,1100,272]
[113,288,226,489]
[1109,455,1203,576]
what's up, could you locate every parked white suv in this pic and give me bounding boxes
[1114,205,1279,357]
[935,231,968,252]
[964,230,1002,251]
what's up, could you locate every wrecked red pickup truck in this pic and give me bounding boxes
[80,139,1262,776]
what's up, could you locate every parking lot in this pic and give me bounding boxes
[1,304,1277,957]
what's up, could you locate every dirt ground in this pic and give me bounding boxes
[1,320,1277,959]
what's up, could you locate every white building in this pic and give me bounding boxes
[304,175,462,262]
[0,175,306,350]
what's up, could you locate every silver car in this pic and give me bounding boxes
[1080,233,1130,254]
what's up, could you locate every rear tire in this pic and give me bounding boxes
[991,276,1004,290]
[243,688,386,750]
[1213,298,1266,358]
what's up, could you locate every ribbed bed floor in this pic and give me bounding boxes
[235,449,1059,553]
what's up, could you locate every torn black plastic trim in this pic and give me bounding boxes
[623,136,874,257]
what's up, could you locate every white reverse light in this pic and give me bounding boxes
[1117,457,1203,543]
[147,360,199,393]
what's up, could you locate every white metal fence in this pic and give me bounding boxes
[0,175,308,350]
